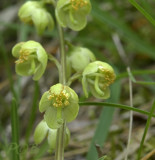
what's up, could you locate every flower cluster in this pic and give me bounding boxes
[12,0,116,154]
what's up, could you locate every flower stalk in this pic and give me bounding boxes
[55,7,66,160]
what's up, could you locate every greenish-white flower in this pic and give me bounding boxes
[18,1,54,35]
[34,120,70,152]
[12,40,47,80]
[82,61,116,99]
[39,83,79,129]
[55,0,91,31]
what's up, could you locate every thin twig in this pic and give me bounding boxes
[125,67,133,160]
[141,149,155,160]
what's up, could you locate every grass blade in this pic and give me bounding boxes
[11,98,20,160]
[86,77,121,160]
[116,69,155,80]
[128,0,155,27]
[79,102,155,118]
[137,100,155,160]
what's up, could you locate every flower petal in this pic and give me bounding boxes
[32,9,48,35]
[63,102,79,122]
[33,46,47,80]
[47,129,57,152]
[16,61,32,76]
[39,91,51,113]
[34,120,48,145]
[12,42,24,58]
[44,107,62,129]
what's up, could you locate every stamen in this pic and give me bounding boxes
[99,66,116,85]
[48,89,70,108]
[15,49,30,64]
[71,0,88,10]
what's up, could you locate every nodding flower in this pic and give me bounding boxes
[55,0,91,31]
[39,83,79,129]
[18,1,54,35]
[12,40,47,80]
[82,61,116,99]
[34,120,70,152]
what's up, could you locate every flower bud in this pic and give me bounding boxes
[55,0,91,31]
[39,83,79,129]
[67,45,96,73]
[18,1,54,35]
[12,40,47,80]
[82,61,116,99]
[34,120,70,152]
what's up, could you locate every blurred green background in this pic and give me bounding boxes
[0,0,155,160]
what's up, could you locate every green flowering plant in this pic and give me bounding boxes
[34,120,70,152]
[67,45,96,73]
[39,83,79,129]
[18,1,54,35]
[12,40,48,80]
[55,0,91,31]
[82,61,116,99]
[12,0,117,159]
